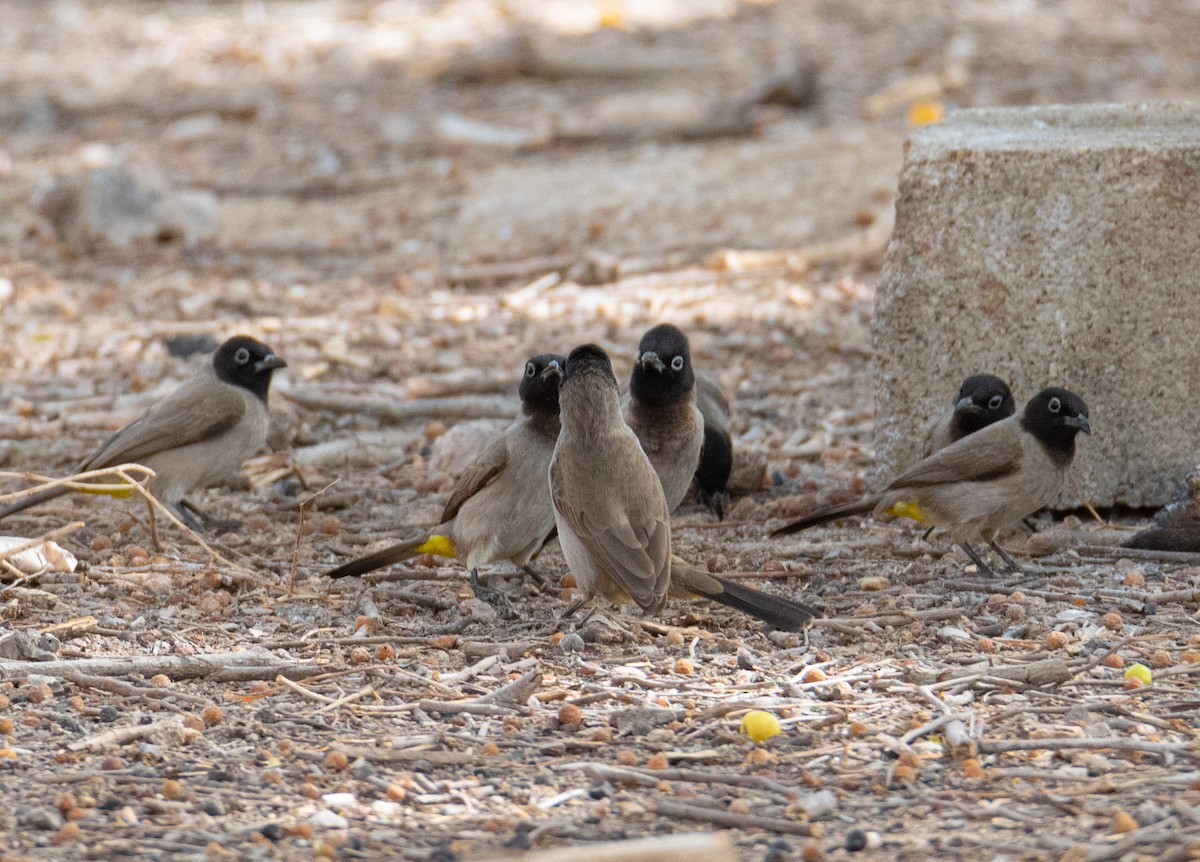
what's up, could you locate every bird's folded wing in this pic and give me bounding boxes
[440,435,509,523]
[694,372,731,426]
[580,512,670,610]
[888,421,1022,489]
[81,377,246,470]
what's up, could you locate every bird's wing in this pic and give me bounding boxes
[694,372,731,428]
[888,419,1022,490]
[440,434,510,523]
[82,375,246,470]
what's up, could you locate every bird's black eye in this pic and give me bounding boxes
[235,347,251,365]
[988,395,1003,410]
[1048,397,1061,413]
[525,362,536,377]
[671,355,684,371]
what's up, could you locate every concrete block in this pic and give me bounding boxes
[872,103,1200,508]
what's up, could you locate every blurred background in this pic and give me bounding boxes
[2,0,1199,490]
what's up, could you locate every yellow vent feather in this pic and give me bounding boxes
[886,501,930,524]
[416,534,457,559]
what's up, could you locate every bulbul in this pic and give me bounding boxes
[325,354,565,594]
[770,373,1017,535]
[773,387,1091,574]
[923,374,1016,456]
[693,372,733,520]
[0,335,286,529]
[622,323,704,512]
[552,344,816,630]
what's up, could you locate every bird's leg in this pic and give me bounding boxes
[920,526,936,544]
[519,564,552,589]
[1021,517,1038,533]
[558,597,594,625]
[179,498,239,535]
[173,502,206,533]
[987,539,1023,574]
[960,543,995,576]
[470,568,517,616]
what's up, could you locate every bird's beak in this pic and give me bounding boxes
[1064,414,1092,435]
[255,354,288,372]
[541,360,562,381]
[640,351,666,372]
[956,396,982,414]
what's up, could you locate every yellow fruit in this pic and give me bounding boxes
[1124,663,1152,685]
[740,710,782,743]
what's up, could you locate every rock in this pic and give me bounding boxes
[873,103,1200,508]
[428,420,507,478]
[20,806,63,831]
[34,164,218,251]
[310,809,349,829]
[0,629,58,661]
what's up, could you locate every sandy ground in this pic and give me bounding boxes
[2,2,1200,860]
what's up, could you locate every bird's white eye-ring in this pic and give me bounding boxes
[235,347,251,365]
[988,394,1003,410]
[1048,397,1061,413]
[671,355,684,371]
[525,362,536,377]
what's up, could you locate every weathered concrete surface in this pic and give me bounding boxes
[873,103,1200,508]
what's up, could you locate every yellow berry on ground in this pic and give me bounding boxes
[740,710,782,743]
[1124,663,1152,685]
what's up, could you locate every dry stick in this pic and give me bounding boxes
[0,650,314,681]
[812,607,966,630]
[577,762,793,795]
[145,495,160,553]
[438,654,502,686]
[0,464,156,505]
[68,716,195,752]
[312,685,378,716]
[280,390,518,422]
[978,737,1197,758]
[417,699,519,716]
[119,471,231,567]
[61,669,210,706]
[649,798,815,837]
[1080,545,1200,566]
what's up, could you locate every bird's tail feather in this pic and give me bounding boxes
[325,533,455,580]
[672,558,817,631]
[770,495,880,537]
[0,485,72,521]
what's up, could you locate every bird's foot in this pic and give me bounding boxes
[987,539,1023,574]
[960,543,996,576]
[469,569,519,617]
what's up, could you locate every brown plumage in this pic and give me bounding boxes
[774,388,1091,574]
[0,336,285,529]
[553,344,817,630]
[324,354,565,594]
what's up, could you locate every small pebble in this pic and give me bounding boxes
[310,809,349,829]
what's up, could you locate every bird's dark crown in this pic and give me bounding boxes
[564,344,616,384]
[519,353,566,416]
[955,373,1016,433]
[212,335,285,402]
[629,323,694,406]
[1020,386,1091,458]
